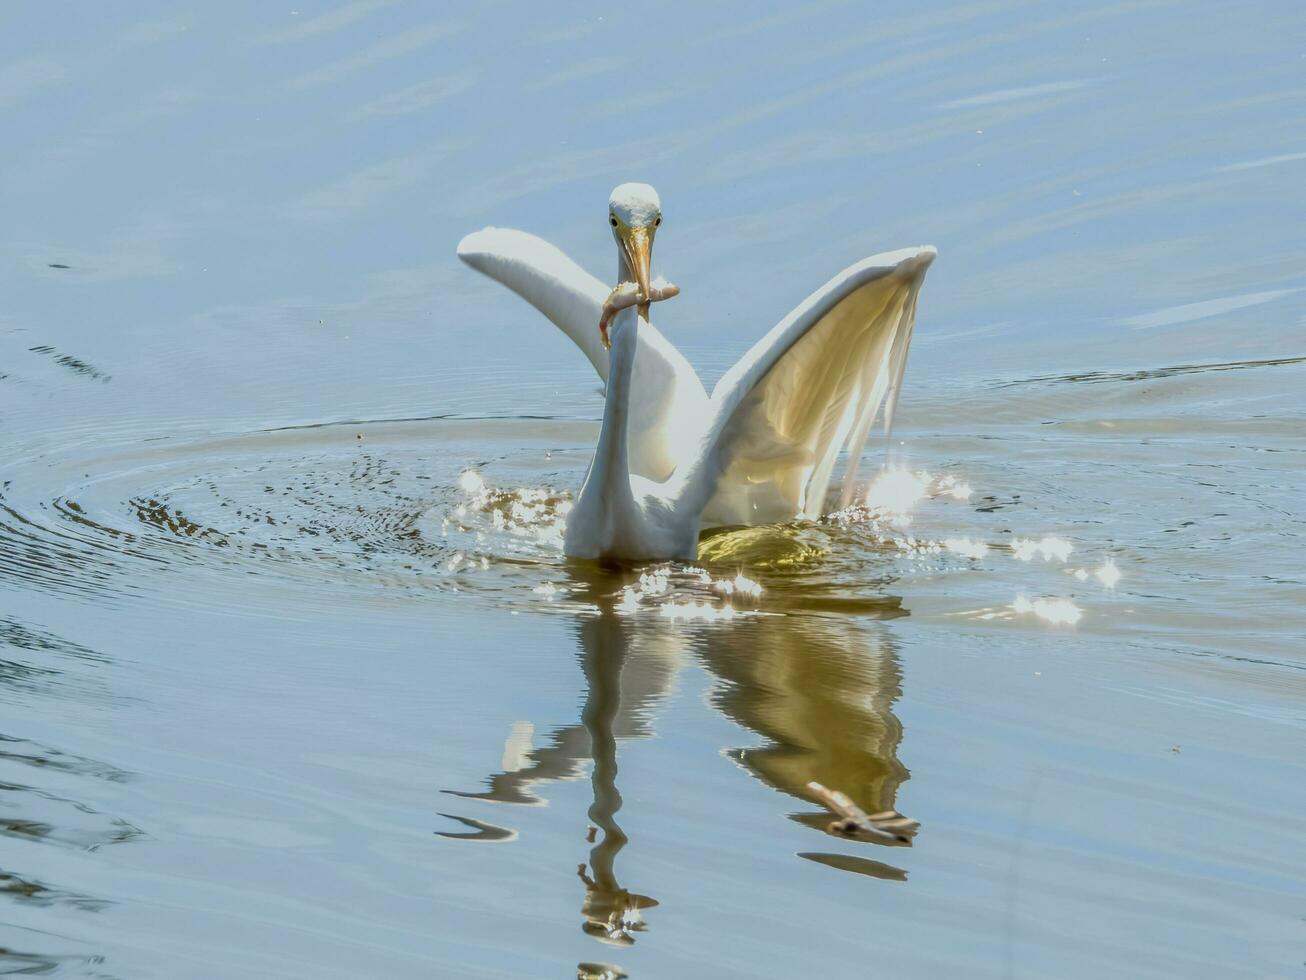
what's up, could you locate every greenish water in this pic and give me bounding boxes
[2,2,1304,977]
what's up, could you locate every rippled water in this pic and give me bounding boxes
[3,3,1305,978]
[4,352,1304,977]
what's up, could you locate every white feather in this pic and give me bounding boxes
[457,198,936,560]
[457,227,706,481]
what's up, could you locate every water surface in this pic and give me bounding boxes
[2,2,1304,977]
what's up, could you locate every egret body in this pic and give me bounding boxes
[457,185,935,560]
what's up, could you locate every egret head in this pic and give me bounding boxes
[608,182,661,301]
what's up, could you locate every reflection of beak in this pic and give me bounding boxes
[619,225,652,301]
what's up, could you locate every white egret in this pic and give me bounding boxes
[458,183,935,560]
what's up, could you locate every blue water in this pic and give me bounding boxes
[2,3,1304,977]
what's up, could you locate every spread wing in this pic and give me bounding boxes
[692,247,936,525]
[457,227,707,480]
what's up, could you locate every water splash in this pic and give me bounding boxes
[712,572,763,598]
[943,537,988,559]
[1095,559,1122,588]
[611,564,765,620]
[937,476,973,500]
[1012,536,1074,562]
[1012,595,1083,625]
[864,468,932,521]
[440,470,571,559]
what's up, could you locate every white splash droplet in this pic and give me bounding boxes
[1013,595,1082,625]
[866,468,931,519]
[944,537,987,559]
[1095,558,1121,588]
[1013,535,1074,562]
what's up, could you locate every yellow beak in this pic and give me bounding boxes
[618,225,653,302]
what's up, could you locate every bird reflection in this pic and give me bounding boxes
[442,605,678,808]
[699,613,909,833]
[441,565,912,958]
[445,596,670,946]
[575,612,658,945]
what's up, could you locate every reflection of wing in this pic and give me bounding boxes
[695,247,935,525]
[456,227,708,480]
[706,615,908,819]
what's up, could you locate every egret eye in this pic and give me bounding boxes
[655,215,662,227]
[610,215,618,227]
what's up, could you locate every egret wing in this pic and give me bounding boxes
[457,227,611,378]
[457,227,708,480]
[695,247,936,525]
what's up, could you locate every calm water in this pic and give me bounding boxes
[2,3,1304,978]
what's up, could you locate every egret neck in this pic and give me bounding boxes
[567,306,641,553]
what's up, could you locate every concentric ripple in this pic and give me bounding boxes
[0,418,573,611]
[0,413,1135,626]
